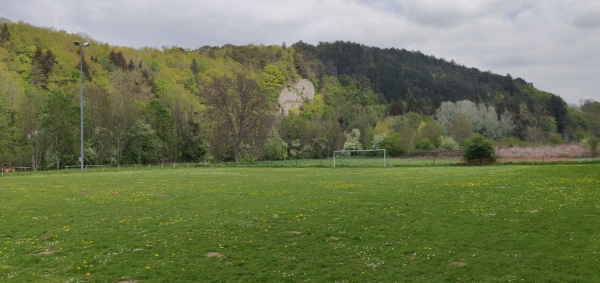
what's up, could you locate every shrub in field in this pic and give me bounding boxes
[463,134,497,164]
[547,133,564,144]
[416,138,436,150]
[263,136,288,160]
[380,134,406,157]
[439,136,459,151]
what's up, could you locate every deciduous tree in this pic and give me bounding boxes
[203,68,275,164]
[43,89,78,169]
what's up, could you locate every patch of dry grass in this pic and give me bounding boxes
[496,144,589,159]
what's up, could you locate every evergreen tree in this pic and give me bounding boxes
[0,23,10,47]
[31,47,56,89]
[108,50,127,69]
[549,95,569,137]
[190,58,200,74]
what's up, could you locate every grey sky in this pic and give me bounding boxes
[2,0,599,104]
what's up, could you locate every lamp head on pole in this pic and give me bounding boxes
[74,41,89,47]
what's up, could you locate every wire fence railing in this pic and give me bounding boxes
[4,157,462,173]
[3,156,599,175]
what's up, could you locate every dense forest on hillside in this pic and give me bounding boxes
[0,19,598,169]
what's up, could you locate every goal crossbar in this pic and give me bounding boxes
[333,149,388,169]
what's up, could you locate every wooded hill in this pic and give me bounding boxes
[0,19,598,168]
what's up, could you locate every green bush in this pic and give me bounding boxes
[415,138,436,150]
[439,136,459,151]
[263,137,288,160]
[380,135,405,157]
[547,134,563,145]
[463,135,497,165]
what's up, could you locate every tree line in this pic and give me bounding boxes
[0,20,598,169]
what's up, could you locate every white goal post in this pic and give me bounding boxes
[333,149,388,169]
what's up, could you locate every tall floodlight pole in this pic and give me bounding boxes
[74,41,89,171]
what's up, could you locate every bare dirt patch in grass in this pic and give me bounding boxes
[33,249,55,255]
[206,252,222,258]
[40,233,54,240]
[449,260,467,267]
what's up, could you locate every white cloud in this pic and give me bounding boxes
[1,0,599,104]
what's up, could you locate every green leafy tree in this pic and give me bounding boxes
[203,68,276,164]
[180,120,208,162]
[259,64,286,97]
[142,99,174,162]
[20,87,45,170]
[448,113,473,144]
[109,68,153,161]
[418,120,443,148]
[42,89,78,168]
[0,69,21,165]
[580,100,600,137]
[462,134,497,165]
[0,89,11,163]
[435,100,513,140]
[589,138,599,157]
[123,119,161,164]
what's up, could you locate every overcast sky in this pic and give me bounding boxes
[3,0,599,104]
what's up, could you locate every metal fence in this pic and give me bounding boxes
[3,157,599,175]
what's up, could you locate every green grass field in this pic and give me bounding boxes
[1,164,599,282]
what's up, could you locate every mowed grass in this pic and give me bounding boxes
[1,165,599,282]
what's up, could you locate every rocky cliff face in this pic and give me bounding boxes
[277,79,315,115]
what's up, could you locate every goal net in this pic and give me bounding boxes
[333,149,388,168]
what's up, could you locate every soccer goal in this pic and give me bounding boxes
[333,149,388,169]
